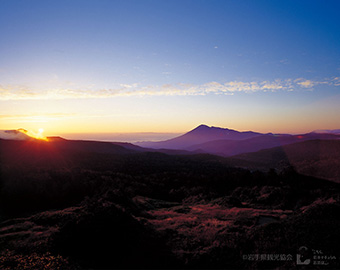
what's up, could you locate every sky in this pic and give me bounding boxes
[1,0,340,140]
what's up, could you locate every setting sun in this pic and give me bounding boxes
[28,128,47,141]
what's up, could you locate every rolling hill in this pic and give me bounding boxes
[186,132,340,156]
[226,139,340,182]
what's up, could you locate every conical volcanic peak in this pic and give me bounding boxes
[136,124,261,149]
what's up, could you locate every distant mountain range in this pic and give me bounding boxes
[136,124,262,149]
[2,124,340,182]
[313,129,340,134]
[3,125,340,159]
[187,133,340,156]
[136,124,340,156]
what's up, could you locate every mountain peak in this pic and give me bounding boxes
[189,124,233,135]
[192,124,210,131]
[197,124,209,128]
[136,124,262,149]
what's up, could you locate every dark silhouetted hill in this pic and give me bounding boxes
[1,136,340,269]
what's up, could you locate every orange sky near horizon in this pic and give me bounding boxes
[1,91,339,140]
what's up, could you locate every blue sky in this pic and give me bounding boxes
[1,0,340,138]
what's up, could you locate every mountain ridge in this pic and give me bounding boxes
[186,132,340,156]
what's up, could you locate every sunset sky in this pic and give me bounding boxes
[1,0,340,140]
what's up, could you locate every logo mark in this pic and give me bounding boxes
[297,246,311,265]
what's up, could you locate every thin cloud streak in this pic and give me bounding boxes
[0,77,338,100]
[0,113,76,119]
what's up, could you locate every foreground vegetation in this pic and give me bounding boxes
[0,139,339,269]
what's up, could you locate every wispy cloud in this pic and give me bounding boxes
[332,77,340,86]
[0,113,77,123]
[0,113,76,119]
[294,77,335,89]
[0,77,338,100]
[295,78,315,88]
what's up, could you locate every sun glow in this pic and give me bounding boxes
[28,128,48,141]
